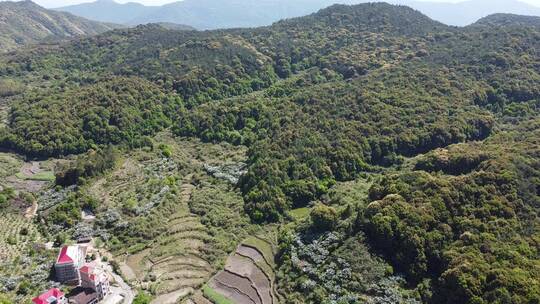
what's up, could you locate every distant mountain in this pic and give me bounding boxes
[153,22,196,31]
[56,0,365,29]
[393,0,540,26]
[282,2,447,36]
[55,0,159,24]
[473,13,540,28]
[0,0,119,52]
[55,0,540,29]
[129,0,364,29]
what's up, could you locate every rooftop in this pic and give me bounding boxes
[80,263,109,284]
[32,288,64,304]
[56,245,84,264]
[67,287,98,304]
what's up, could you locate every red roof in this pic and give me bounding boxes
[80,265,91,274]
[80,265,97,281]
[32,288,64,304]
[57,246,73,264]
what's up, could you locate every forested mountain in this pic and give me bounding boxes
[0,0,119,52]
[0,2,539,304]
[153,22,196,31]
[473,13,540,28]
[55,0,540,28]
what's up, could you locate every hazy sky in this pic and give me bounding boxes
[17,0,540,9]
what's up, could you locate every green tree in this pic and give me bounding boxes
[310,203,338,231]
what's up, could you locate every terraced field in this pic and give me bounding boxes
[90,156,211,303]
[87,133,255,303]
[147,178,214,304]
[205,236,280,304]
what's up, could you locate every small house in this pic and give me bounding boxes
[32,288,67,304]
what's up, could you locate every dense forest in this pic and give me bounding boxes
[0,3,538,304]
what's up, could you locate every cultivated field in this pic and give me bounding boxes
[205,233,281,304]
[85,133,256,303]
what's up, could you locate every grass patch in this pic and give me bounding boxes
[16,171,55,182]
[203,284,235,304]
[288,207,311,220]
[328,175,376,209]
[0,152,23,179]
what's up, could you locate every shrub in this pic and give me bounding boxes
[310,203,338,231]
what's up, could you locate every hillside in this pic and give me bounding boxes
[0,0,119,52]
[154,22,197,31]
[0,3,538,304]
[473,13,540,27]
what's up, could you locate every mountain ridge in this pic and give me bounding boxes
[54,0,540,28]
[472,13,540,27]
[0,0,120,52]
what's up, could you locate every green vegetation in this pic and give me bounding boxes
[16,171,55,182]
[363,118,540,303]
[55,146,117,186]
[133,290,153,304]
[3,77,180,156]
[310,203,338,231]
[190,179,258,266]
[203,284,235,304]
[0,153,22,181]
[0,79,24,97]
[0,212,53,303]
[0,188,15,209]
[0,2,538,303]
[288,207,310,220]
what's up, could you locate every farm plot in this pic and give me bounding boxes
[88,133,254,304]
[148,179,214,304]
[0,97,8,128]
[4,159,55,194]
[89,153,211,304]
[0,152,22,181]
[0,211,55,303]
[0,212,42,261]
[205,236,280,304]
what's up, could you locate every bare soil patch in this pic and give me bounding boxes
[209,279,255,304]
[214,271,261,304]
[225,255,273,304]
[151,287,194,304]
[236,245,266,265]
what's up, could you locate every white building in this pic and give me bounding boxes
[80,264,110,300]
[55,245,86,284]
